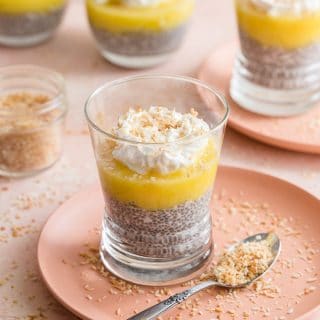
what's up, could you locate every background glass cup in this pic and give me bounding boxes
[0,0,67,47]
[85,75,229,285]
[230,0,320,117]
[0,65,67,178]
[86,0,195,68]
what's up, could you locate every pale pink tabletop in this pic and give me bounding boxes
[0,0,319,319]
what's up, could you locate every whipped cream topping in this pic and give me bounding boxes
[250,0,320,15]
[111,106,210,175]
[95,0,164,7]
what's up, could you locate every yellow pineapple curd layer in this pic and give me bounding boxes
[236,0,320,49]
[98,140,217,210]
[86,0,194,32]
[0,0,65,13]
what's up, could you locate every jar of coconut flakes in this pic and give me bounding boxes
[0,65,67,177]
[230,0,320,116]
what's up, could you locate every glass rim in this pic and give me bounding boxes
[0,64,66,118]
[250,0,317,10]
[84,74,230,146]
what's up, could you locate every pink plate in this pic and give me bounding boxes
[38,166,320,320]
[198,42,320,154]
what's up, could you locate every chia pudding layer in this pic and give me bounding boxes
[238,29,320,89]
[90,24,187,56]
[0,7,65,42]
[104,190,212,258]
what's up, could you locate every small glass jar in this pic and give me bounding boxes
[85,75,229,285]
[230,0,320,116]
[0,0,67,47]
[0,65,67,178]
[86,0,195,68]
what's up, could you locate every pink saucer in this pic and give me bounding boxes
[199,42,320,154]
[38,166,320,320]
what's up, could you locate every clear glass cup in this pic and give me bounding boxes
[0,65,67,177]
[85,75,229,285]
[230,0,320,116]
[86,0,195,68]
[0,0,67,47]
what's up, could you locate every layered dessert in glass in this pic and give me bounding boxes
[0,0,67,47]
[230,0,320,116]
[85,75,229,284]
[86,0,194,68]
[100,106,216,258]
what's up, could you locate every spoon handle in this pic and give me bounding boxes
[127,280,217,320]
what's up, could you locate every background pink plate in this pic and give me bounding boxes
[198,42,320,154]
[38,166,320,320]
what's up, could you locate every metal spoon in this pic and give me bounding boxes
[127,232,281,320]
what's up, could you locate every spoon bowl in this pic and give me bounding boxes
[127,232,281,320]
[223,231,281,288]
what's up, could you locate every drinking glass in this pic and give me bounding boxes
[85,75,229,285]
[230,0,320,116]
[0,0,67,47]
[86,0,194,68]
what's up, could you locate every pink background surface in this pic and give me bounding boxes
[0,0,319,318]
